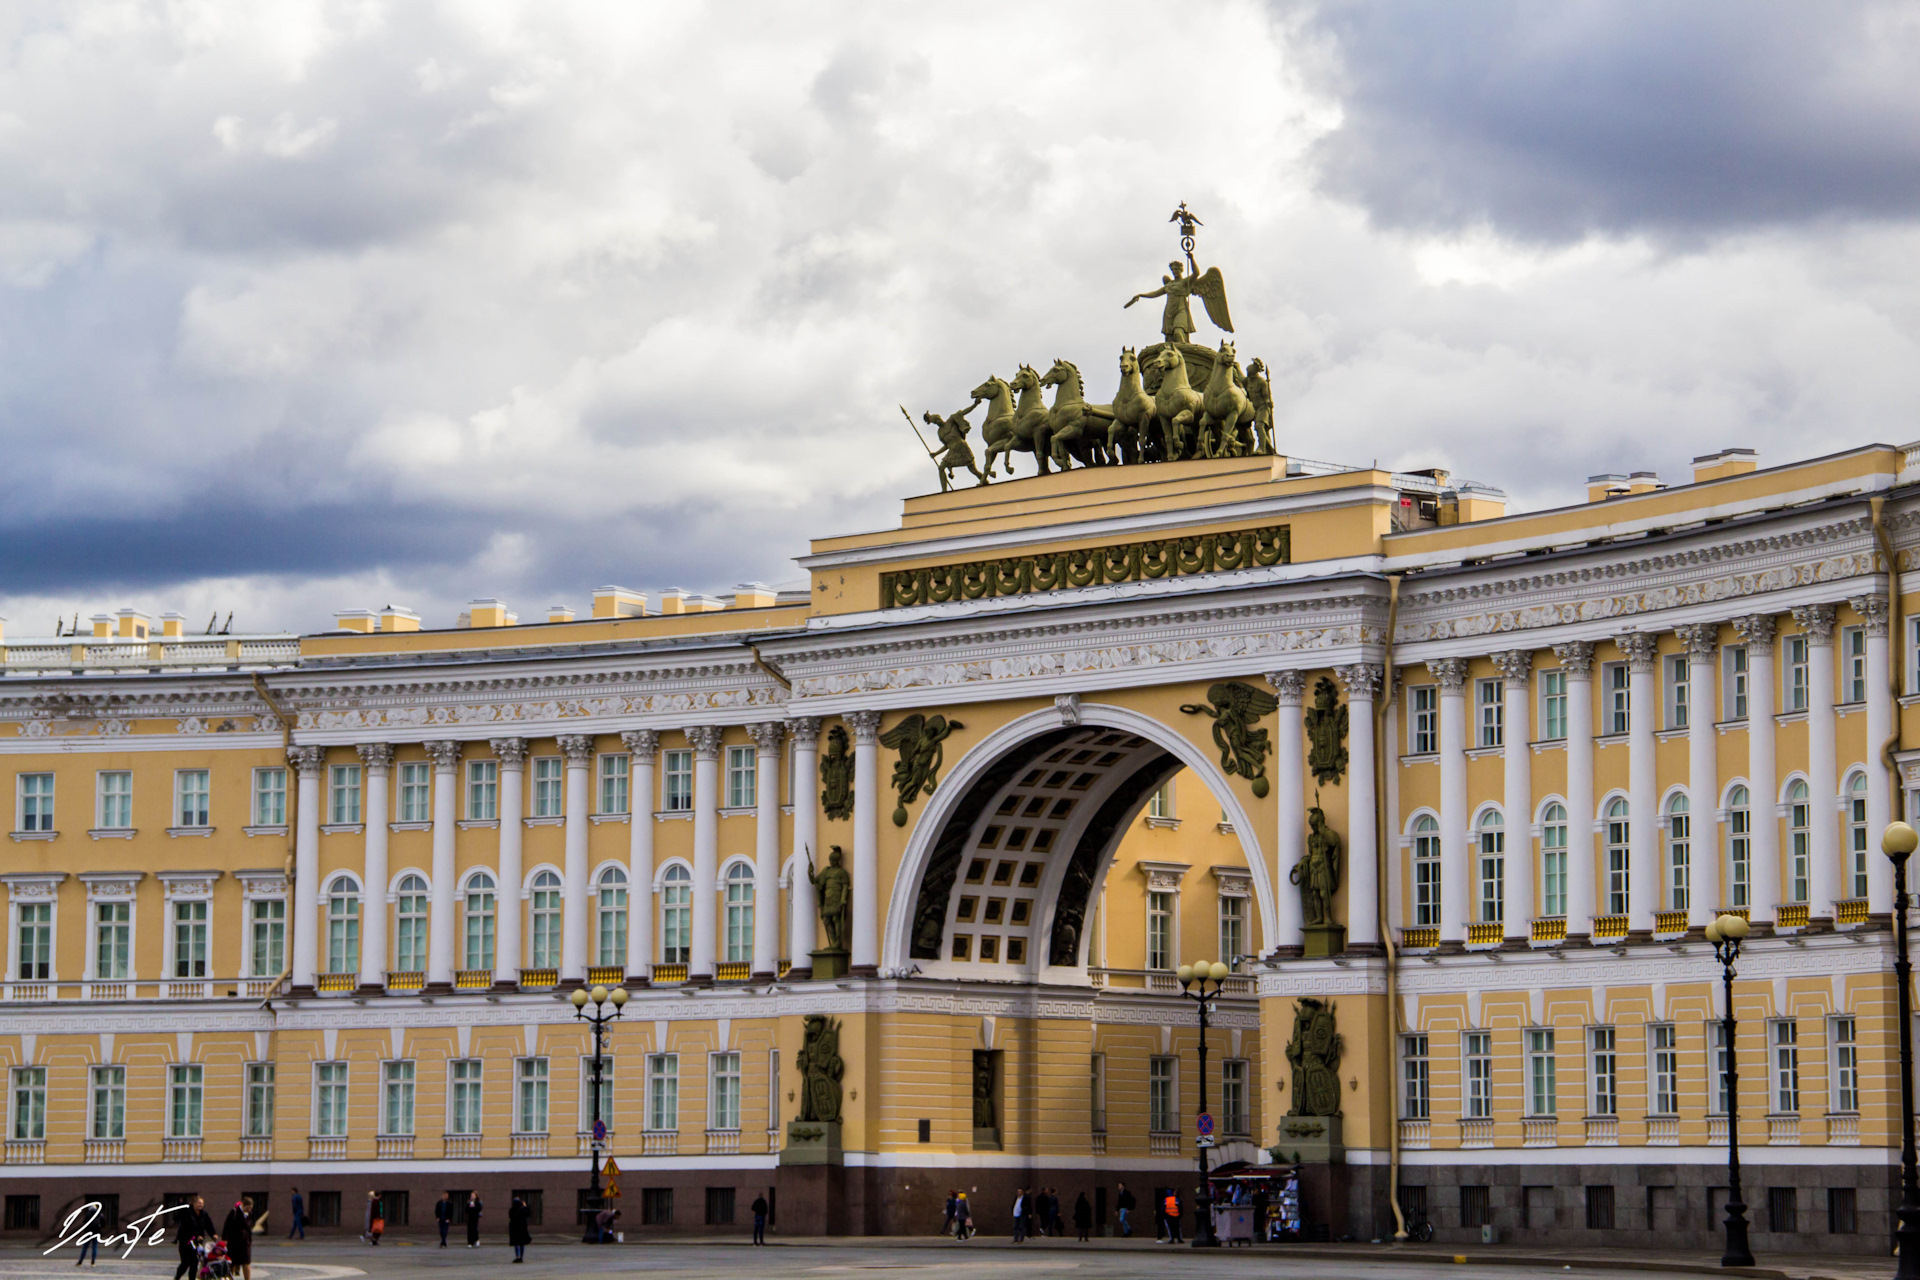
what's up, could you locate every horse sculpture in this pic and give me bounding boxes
[1040,358,1114,469]
[1201,340,1256,459]
[1150,345,1206,462]
[1107,347,1155,465]
[1008,364,1056,474]
[972,374,1020,478]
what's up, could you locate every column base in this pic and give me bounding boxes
[624,975,653,989]
[284,985,315,1000]
[491,980,520,994]
[752,969,777,982]
[1341,940,1384,957]
[421,981,455,996]
[1266,945,1304,960]
[783,965,814,981]
[354,982,385,997]
[847,964,879,978]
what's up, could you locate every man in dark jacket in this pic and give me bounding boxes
[750,1192,769,1245]
[1072,1192,1092,1242]
[1115,1182,1135,1237]
[173,1196,215,1280]
[434,1194,452,1248]
[221,1198,254,1280]
[464,1193,483,1248]
[286,1188,305,1240]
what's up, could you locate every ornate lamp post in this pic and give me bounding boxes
[571,983,628,1233]
[1883,820,1920,1278]
[1177,958,1230,1248]
[1704,912,1752,1268]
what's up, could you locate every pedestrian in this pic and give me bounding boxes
[953,1193,972,1241]
[173,1196,214,1280]
[434,1193,452,1248]
[465,1192,483,1247]
[1049,1188,1064,1238]
[73,1219,98,1267]
[1251,1185,1270,1244]
[594,1207,619,1243]
[508,1195,531,1264]
[222,1198,254,1280]
[362,1191,383,1246]
[1162,1190,1182,1244]
[1011,1188,1027,1244]
[751,1191,769,1246]
[941,1190,957,1237]
[287,1188,305,1241]
[1035,1188,1050,1237]
[1115,1182,1134,1238]
[1073,1192,1091,1242]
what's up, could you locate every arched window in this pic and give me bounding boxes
[1848,773,1870,899]
[597,867,629,968]
[1541,803,1568,917]
[395,874,429,972]
[724,863,755,964]
[661,865,691,964]
[1787,780,1811,903]
[1665,795,1690,912]
[326,879,360,976]
[1477,812,1504,923]
[1412,816,1441,926]
[529,870,563,969]
[1604,798,1630,916]
[464,873,496,972]
[1727,786,1752,909]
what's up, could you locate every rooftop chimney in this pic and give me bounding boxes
[1692,448,1758,484]
[591,586,648,619]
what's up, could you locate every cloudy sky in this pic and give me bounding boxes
[4,1,1919,637]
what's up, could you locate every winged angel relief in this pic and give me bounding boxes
[1180,681,1279,798]
[879,713,965,826]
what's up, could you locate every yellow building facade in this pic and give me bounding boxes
[0,442,1916,1251]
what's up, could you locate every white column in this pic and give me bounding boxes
[558,735,594,982]
[686,726,723,979]
[1733,616,1780,924]
[1493,651,1535,939]
[1266,671,1307,954]
[1680,626,1721,925]
[789,718,822,971]
[1429,659,1469,944]
[1852,594,1896,911]
[1553,642,1597,936]
[425,740,462,986]
[848,710,884,971]
[290,746,325,990]
[748,721,786,978]
[621,729,659,980]
[1338,664,1381,948]
[1793,606,1839,917]
[1617,633,1660,933]
[491,738,528,984]
[356,743,393,987]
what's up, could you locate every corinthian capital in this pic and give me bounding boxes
[1614,632,1660,672]
[1336,663,1382,701]
[1266,670,1307,704]
[557,734,595,765]
[684,725,725,759]
[846,710,884,745]
[619,728,660,760]
[1675,623,1719,659]
[747,721,788,754]
[355,742,394,774]
[1790,603,1836,646]
[788,716,823,746]
[424,740,463,771]
[1849,594,1891,638]
[489,737,529,769]
[1425,658,1468,693]
[1550,641,1595,678]
[1731,614,1777,654]
[287,744,327,778]
[1489,650,1534,685]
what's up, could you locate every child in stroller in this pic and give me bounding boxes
[197,1236,233,1279]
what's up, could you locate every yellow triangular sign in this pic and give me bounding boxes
[602,1157,621,1178]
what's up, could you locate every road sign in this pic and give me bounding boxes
[602,1156,621,1178]
[603,1181,621,1200]
[592,1119,608,1144]
[1197,1112,1214,1137]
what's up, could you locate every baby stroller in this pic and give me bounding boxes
[197,1237,233,1280]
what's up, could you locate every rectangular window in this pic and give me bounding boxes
[18,773,53,832]
[1667,655,1689,728]
[1477,678,1504,748]
[1833,1017,1858,1113]
[94,901,131,980]
[516,1058,549,1134]
[1146,779,1175,819]
[5,1195,40,1232]
[1478,822,1504,923]
[726,745,756,808]
[1773,1021,1799,1114]
[1146,891,1173,971]
[10,1067,46,1141]
[1540,670,1567,741]
[1845,627,1868,703]
[172,900,208,978]
[1668,809,1691,911]
[313,1062,349,1137]
[90,1065,125,1139]
[97,771,132,830]
[1650,1024,1679,1116]
[1831,1187,1858,1235]
[397,762,431,823]
[1411,686,1438,753]
[174,770,209,828]
[1586,1185,1616,1231]
[1712,1022,1731,1115]
[1466,1031,1493,1120]
[1221,1059,1248,1135]
[662,750,693,812]
[1527,1029,1556,1117]
[383,1060,415,1136]
[449,1060,483,1136]
[1148,1056,1177,1132]
[1768,1186,1797,1234]
[1462,1185,1491,1229]
[532,757,564,818]
[1218,895,1245,970]
[168,1064,203,1139]
[647,1054,679,1132]
[1785,635,1810,712]
[581,1057,614,1131]
[1729,801,1752,908]
[598,754,630,815]
[253,767,287,826]
[16,903,51,980]
[1604,662,1630,734]
[328,765,361,824]
[1403,1035,1429,1120]
[467,760,498,821]
[1589,1027,1616,1117]
[710,1052,741,1131]
[1541,813,1567,917]
[246,1063,275,1137]
[1726,645,1749,720]
[249,898,285,978]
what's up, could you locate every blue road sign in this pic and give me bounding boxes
[1197,1112,1214,1137]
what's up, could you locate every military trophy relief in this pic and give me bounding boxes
[1181,680,1279,798]
[819,723,854,821]
[904,203,1278,490]
[880,712,963,827]
[1276,997,1345,1165]
[781,1014,847,1168]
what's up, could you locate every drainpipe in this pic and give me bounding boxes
[1375,575,1406,1241]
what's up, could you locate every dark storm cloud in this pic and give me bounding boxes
[1305,0,1920,242]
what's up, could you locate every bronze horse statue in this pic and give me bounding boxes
[1040,358,1114,469]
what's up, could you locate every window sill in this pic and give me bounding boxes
[1216,822,1235,835]
[590,813,631,825]
[1525,740,1565,754]
[1465,745,1502,760]
[1775,710,1808,725]
[244,825,288,837]
[1655,727,1688,742]
[653,811,693,822]
[8,831,57,842]
[319,823,363,835]
[167,826,215,838]
[388,821,431,833]
[1594,732,1627,745]
[523,816,564,827]
[1837,702,1865,716]
[1143,816,1182,829]
[1400,752,1437,766]
[718,806,755,818]
[458,819,499,830]
[88,828,136,840]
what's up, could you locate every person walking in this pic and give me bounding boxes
[286,1188,305,1241]
[941,1191,957,1237]
[1115,1183,1135,1238]
[1162,1190,1182,1244]
[751,1191,769,1245]
[172,1196,214,1280]
[362,1191,383,1246]
[1251,1185,1270,1244]
[434,1193,452,1248]
[1010,1189,1027,1244]
[507,1195,531,1264]
[1072,1192,1091,1242]
[1049,1188,1065,1238]
[464,1192,483,1248]
[953,1193,972,1241]
[222,1198,254,1280]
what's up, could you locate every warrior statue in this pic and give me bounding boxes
[1292,801,1342,927]
[797,1015,845,1124]
[924,404,988,491]
[1285,997,1344,1118]
[809,845,853,952]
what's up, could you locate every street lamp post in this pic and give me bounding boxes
[1177,958,1230,1249]
[1704,911,1752,1268]
[1883,820,1920,1277]
[571,983,628,1239]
